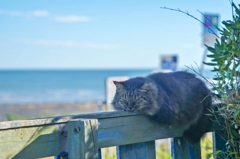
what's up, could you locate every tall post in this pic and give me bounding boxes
[200,48,208,73]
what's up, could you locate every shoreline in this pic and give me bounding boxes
[0,101,103,121]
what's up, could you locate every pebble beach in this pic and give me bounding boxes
[0,101,102,121]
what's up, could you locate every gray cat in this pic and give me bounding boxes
[112,71,212,144]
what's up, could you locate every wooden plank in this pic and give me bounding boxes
[171,137,201,159]
[97,115,189,148]
[0,111,141,130]
[116,141,156,159]
[0,124,64,159]
[0,112,202,158]
[0,104,218,130]
[68,119,98,159]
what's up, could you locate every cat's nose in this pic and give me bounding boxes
[128,104,134,111]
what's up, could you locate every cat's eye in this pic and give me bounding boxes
[138,89,147,92]
[139,97,147,102]
[119,99,128,105]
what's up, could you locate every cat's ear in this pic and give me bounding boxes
[113,81,125,89]
[139,82,149,91]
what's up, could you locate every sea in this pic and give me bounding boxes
[0,69,215,104]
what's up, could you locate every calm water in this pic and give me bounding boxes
[0,69,215,104]
[0,69,153,104]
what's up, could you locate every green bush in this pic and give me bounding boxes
[204,2,240,159]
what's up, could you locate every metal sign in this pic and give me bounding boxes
[203,14,219,46]
[160,55,178,72]
[203,14,219,34]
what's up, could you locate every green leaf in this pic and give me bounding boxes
[214,150,223,156]
[233,109,239,118]
[206,46,217,54]
[222,28,231,36]
[219,64,228,72]
[210,55,226,62]
[235,71,240,76]
[206,54,216,58]
[213,77,224,80]
[211,87,220,91]
[203,62,218,66]
[232,3,240,15]
[213,67,220,71]
[215,38,221,46]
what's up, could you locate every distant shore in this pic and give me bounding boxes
[0,101,104,121]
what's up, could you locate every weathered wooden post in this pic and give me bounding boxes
[117,141,156,159]
[68,119,99,159]
[212,132,227,159]
[171,137,201,159]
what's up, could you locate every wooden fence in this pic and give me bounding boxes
[0,111,223,159]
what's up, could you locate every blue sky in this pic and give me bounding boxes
[0,0,234,69]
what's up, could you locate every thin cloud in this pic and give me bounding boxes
[0,9,91,23]
[32,10,49,17]
[0,9,49,17]
[83,42,120,50]
[53,15,91,22]
[16,39,121,50]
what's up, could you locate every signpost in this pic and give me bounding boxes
[105,76,129,110]
[201,13,219,72]
[203,14,219,46]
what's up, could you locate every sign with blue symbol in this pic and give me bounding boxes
[203,14,219,34]
[160,55,178,72]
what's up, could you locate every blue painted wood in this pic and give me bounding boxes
[116,141,156,159]
[212,132,227,159]
[98,149,102,159]
[171,137,201,159]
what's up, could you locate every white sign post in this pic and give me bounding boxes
[105,76,129,110]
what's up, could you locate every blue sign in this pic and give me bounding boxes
[161,55,178,72]
[203,14,219,34]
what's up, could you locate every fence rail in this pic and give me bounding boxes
[0,111,222,159]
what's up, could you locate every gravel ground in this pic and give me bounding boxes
[0,101,103,121]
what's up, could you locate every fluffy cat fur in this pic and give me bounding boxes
[112,71,212,144]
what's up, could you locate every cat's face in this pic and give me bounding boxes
[112,81,153,112]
